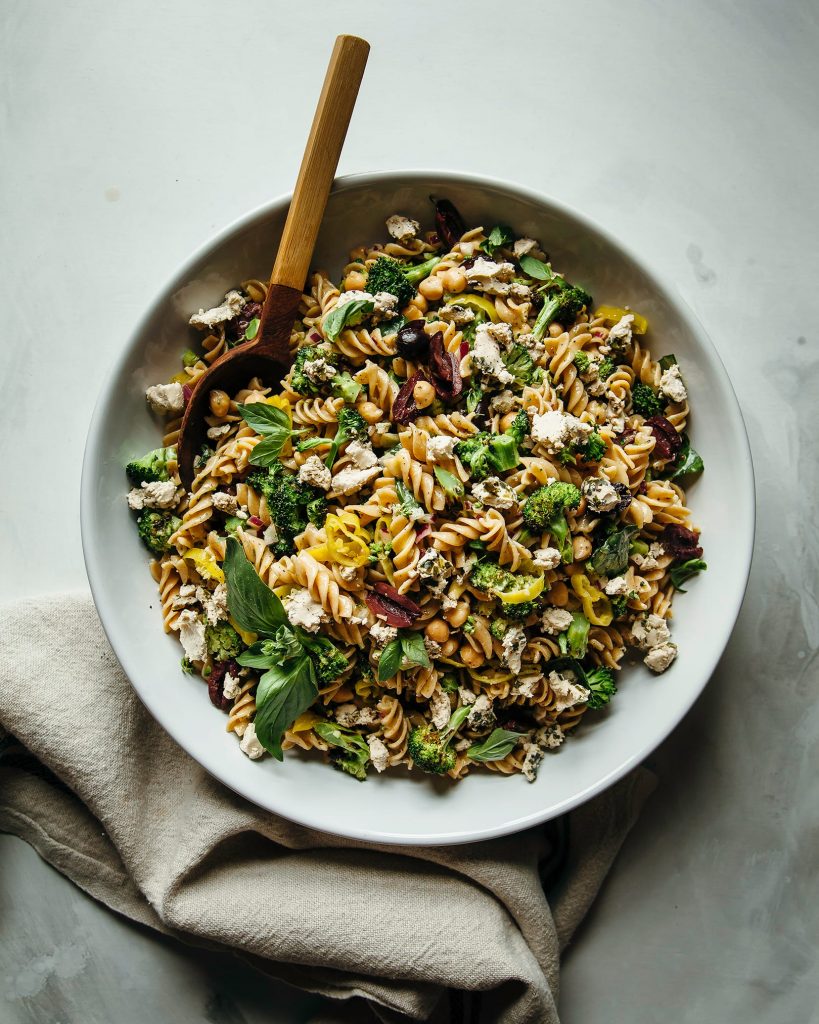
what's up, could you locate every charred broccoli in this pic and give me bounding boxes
[520,482,581,563]
[532,280,593,342]
[126,446,175,486]
[205,621,243,662]
[136,509,180,556]
[247,464,326,556]
[631,380,663,417]
[454,431,519,480]
[407,707,470,775]
[365,256,415,309]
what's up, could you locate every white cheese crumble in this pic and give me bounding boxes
[471,322,515,388]
[346,439,379,469]
[385,214,420,244]
[425,435,459,463]
[212,492,246,517]
[370,622,398,648]
[582,476,621,513]
[606,314,634,351]
[466,694,496,731]
[282,588,327,633]
[489,390,516,414]
[416,549,453,592]
[541,607,574,634]
[331,464,381,496]
[202,583,228,626]
[373,291,399,321]
[535,723,565,751]
[512,237,545,259]
[303,356,338,384]
[176,610,207,663]
[604,575,630,596]
[334,704,379,728]
[644,642,678,673]
[631,542,666,571]
[297,455,332,491]
[189,290,245,329]
[532,547,562,571]
[521,742,544,782]
[500,626,527,674]
[463,258,516,296]
[515,332,546,362]
[145,382,184,415]
[548,670,590,712]
[471,476,517,510]
[606,393,627,434]
[659,364,688,404]
[223,672,242,701]
[126,480,178,511]
[437,305,475,327]
[207,423,231,441]
[531,410,592,454]
[429,688,452,732]
[458,687,477,706]
[262,523,278,546]
[631,613,671,650]
[239,722,265,760]
[367,734,390,773]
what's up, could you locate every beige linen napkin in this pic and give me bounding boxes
[0,594,654,1023]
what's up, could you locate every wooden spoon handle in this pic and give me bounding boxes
[270,34,369,292]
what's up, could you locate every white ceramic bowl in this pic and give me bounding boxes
[81,171,754,845]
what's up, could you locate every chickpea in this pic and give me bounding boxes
[548,322,564,338]
[444,600,470,628]
[460,644,485,669]
[500,411,518,433]
[425,618,451,644]
[441,638,459,657]
[357,401,383,424]
[441,267,467,294]
[344,270,367,290]
[413,380,436,409]
[573,536,593,561]
[418,275,444,301]
[408,294,428,314]
[209,389,230,418]
[549,581,569,606]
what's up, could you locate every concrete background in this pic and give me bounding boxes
[1,0,817,1020]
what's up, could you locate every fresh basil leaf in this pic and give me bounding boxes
[442,704,471,738]
[377,639,404,682]
[378,314,407,338]
[659,353,677,372]
[466,727,526,762]
[669,558,707,592]
[248,432,291,467]
[483,224,513,258]
[433,466,464,500]
[400,631,431,670]
[668,434,704,483]
[244,317,260,341]
[237,402,290,435]
[224,536,288,636]
[567,611,590,659]
[324,299,375,342]
[519,254,557,281]
[253,656,317,760]
[589,526,637,577]
[237,639,276,669]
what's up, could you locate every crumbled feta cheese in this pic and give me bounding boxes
[207,423,231,440]
[347,604,370,626]
[282,588,327,633]
[489,390,516,414]
[463,258,516,296]
[367,734,390,773]
[500,626,527,674]
[416,549,453,592]
[369,421,394,444]
[547,670,590,712]
[346,439,379,469]
[508,282,533,303]
[582,476,621,513]
[471,476,517,510]
[262,523,278,546]
[372,291,399,321]
[606,314,634,351]
[424,637,442,660]
[303,356,338,384]
[370,622,398,648]
[331,464,381,496]
[532,547,562,571]
[172,583,199,610]
[659,364,688,404]
[531,410,592,454]
[512,237,545,259]
[189,290,245,329]
[631,613,671,650]
[212,492,246,517]
[239,722,265,760]
[521,742,544,782]
[126,480,178,511]
[631,542,665,571]
[466,694,496,732]
[202,583,228,626]
[515,332,546,362]
[145,382,184,415]
[458,687,477,706]
[425,435,459,463]
[541,607,574,634]
[385,214,420,244]
[335,289,373,310]
[337,564,358,584]
[471,322,515,388]
[606,393,627,434]
[297,455,332,491]
[437,305,475,327]
[604,575,630,596]
[515,673,541,699]
[223,672,242,701]
[176,610,207,663]
[429,689,452,732]
[334,704,379,728]
[644,642,678,673]
[535,723,565,751]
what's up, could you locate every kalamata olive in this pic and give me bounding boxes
[366,583,421,627]
[428,331,463,404]
[431,197,466,249]
[645,415,682,463]
[393,371,427,425]
[660,525,703,562]
[207,659,239,712]
[396,321,430,360]
[612,482,632,512]
[227,301,262,345]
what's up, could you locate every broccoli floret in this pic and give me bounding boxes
[505,410,531,446]
[469,560,516,595]
[366,256,415,309]
[585,666,617,710]
[502,344,535,386]
[489,619,508,641]
[325,406,368,468]
[403,255,442,286]
[407,707,470,774]
[126,446,175,486]
[440,673,459,693]
[532,281,593,342]
[581,430,606,462]
[454,431,520,480]
[316,722,371,781]
[504,599,539,621]
[631,380,663,417]
[310,639,348,686]
[290,346,340,397]
[521,482,581,563]
[609,594,628,618]
[462,615,476,635]
[136,510,180,556]
[330,372,361,403]
[369,539,392,564]
[597,357,616,381]
[223,515,246,537]
[181,656,195,674]
[205,621,243,662]
[247,464,325,556]
[573,351,591,374]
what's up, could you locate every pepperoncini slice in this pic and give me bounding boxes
[498,574,545,605]
[266,394,293,423]
[229,617,257,647]
[183,548,225,583]
[443,292,499,322]
[594,305,648,335]
[571,573,613,626]
[323,512,371,568]
[291,711,322,733]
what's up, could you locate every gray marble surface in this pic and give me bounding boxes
[2,0,818,1020]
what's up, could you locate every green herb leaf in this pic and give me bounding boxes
[400,631,431,670]
[244,317,260,341]
[253,656,318,760]
[378,314,407,338]
[181,348,199,368]
[237,626,302,669]
[377,639,404,682]
[442,704,471,739]
[483,224,514,258]
[668,434,705,483]
[519,254,557,281]
[567,611,590,659]
[248,432,292,467]
[433,466,464,500]
[466,727,526,762]
[323,299,375,342]
[669,558,707,592]
[224,536,288,636]
[658,353,677,372]
[589,526,637,577]
[395,480,423,518]
[237,402,290,435]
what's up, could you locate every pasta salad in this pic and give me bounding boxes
[125,199,706,782]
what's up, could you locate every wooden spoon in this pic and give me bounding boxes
[177,34,370,488]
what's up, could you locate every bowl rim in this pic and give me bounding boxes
[81,169,756,845]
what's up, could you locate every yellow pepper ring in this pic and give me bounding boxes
[498,574,545,605]
[571,573,613,626]
[323,513,371,568]
[594,305,648,335]
[183,548,225,583]
[443,292,499,322]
